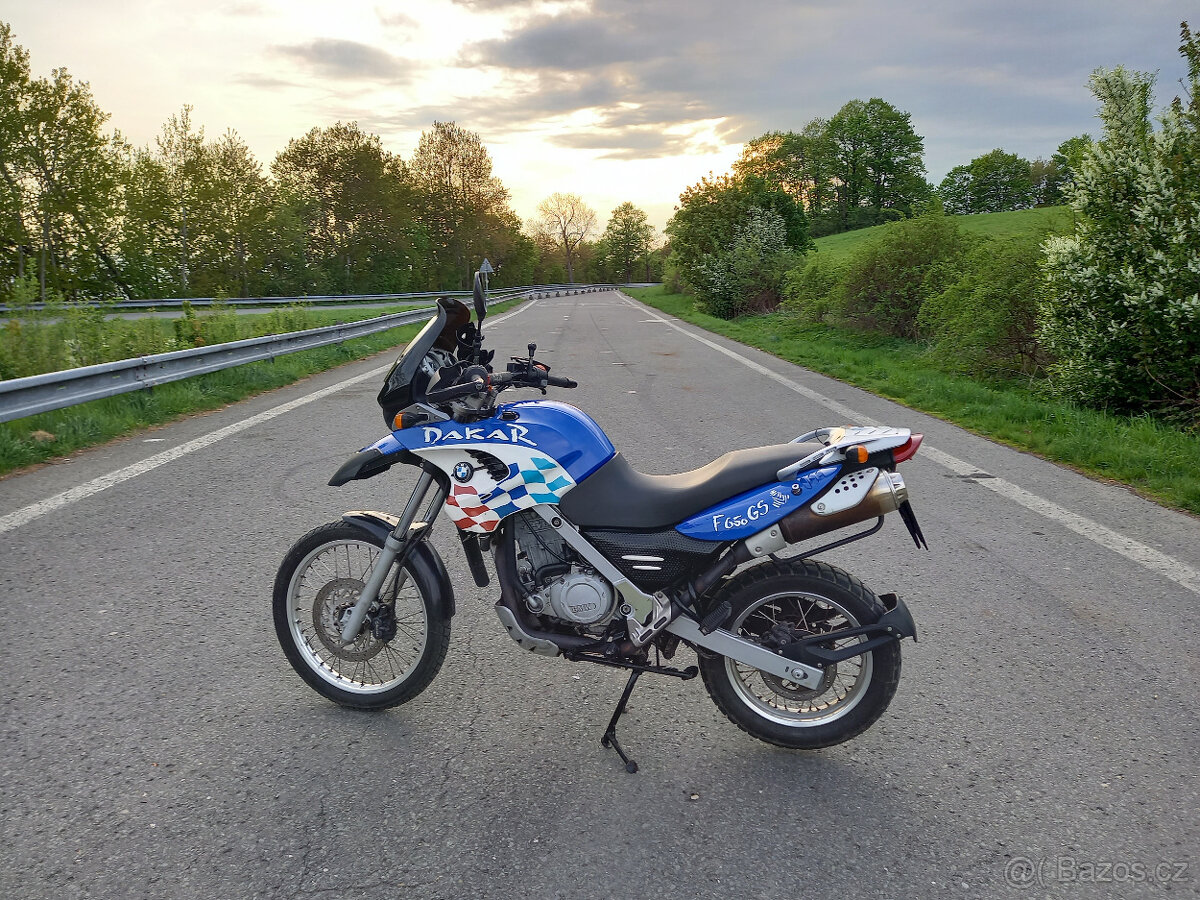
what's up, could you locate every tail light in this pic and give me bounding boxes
[892,433,923,464]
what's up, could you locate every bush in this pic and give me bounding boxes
[665,172,812,303]
[782,254,845,322]
[1040,31,1200,428]
[834,206,975,338]
[691,207,800,318]
[918,236,1048,378]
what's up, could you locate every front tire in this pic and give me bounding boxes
[273,522,451,710]
[698,558,901,749]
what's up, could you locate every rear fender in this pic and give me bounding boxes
[341,511,455,619]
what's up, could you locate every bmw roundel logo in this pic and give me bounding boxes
[453,461,474,483]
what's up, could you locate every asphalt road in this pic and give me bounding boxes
[1,291,1197,899]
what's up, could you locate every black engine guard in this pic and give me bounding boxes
[778,592,916,668]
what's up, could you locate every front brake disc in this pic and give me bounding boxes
[312,578,385,662]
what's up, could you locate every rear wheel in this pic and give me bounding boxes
[698,558,901,749]
[273,522,450,710]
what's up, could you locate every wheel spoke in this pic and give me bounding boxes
[724,588,874,726]
[285,538,430,695]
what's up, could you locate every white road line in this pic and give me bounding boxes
[622,295,1200,596]
[0,299,540,535]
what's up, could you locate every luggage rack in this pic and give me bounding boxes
[777,426,912,481]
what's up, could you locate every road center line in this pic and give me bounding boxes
[620,294,1200,596]
[0,300,539,535]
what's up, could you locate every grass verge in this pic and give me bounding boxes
[626,286,1200,516]
[0,301,520,476]
[812,206,1074,264]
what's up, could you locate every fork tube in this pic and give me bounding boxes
[339,469,435,644]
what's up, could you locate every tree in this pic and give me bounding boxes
[22,65,128,299]
[409,121,519,288]
[733,131,810,196]
[1034,134,1094,204]
[206,131,273,296]
[272,121,424,294]
[0,22,32,287]
[666,173,811,290]
[1040,24,1200,426]
[600,202,654,283]
[117,145,174,297]
[799,118,837,219]
[535,192,596,283]
[825,98,927,230]
[666,173,812,316]
[861,98,928,216]
[153,106,212,295]
[733,126,839,222]
[938,149,1035,214]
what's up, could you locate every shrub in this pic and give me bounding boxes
[1040,30,1200,428]
[665,172,812,301]
[919,236,1048,378]
[835,206,975,338]
[782,254,845,323]
[691,207,800,318]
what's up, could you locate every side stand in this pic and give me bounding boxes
[601,669,642,774]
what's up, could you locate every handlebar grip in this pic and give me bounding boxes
[546,375,577,389]
[426,378,485,402]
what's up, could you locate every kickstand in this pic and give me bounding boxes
[601,669,642,773]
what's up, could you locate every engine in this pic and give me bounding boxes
[511,511,617,628]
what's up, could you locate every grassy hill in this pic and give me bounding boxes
[813,206,1074,264]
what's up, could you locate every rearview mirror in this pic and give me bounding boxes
[473,271,486,324]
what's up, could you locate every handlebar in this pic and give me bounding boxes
[424,370,575,406]
[425,377,486,403]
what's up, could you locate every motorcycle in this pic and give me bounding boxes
[273,272,927,772]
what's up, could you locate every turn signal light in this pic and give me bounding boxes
[393,412,414,430]
[845,444,869,463]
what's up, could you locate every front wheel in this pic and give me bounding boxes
[698,558,901,749]
[273,522,451,710]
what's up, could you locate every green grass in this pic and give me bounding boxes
[813,206,1075,264]
[0,301,520,476]
[0,302,429,380]
[626,286,1200,516]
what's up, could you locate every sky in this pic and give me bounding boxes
[2,1,1195,234]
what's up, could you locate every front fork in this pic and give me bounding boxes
[338,466,448,643]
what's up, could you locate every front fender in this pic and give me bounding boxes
[341,511,455,619]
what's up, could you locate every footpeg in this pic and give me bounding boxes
[699,600,731,635]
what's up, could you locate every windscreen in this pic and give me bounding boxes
[376,305,447,425]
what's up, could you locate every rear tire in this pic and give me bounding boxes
[698,558,901,749]
[273,522,451,710]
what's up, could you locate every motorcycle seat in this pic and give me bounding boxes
[557,443,823,530]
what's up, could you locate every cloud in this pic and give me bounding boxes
[449,0,548,8]
[273,38,413,82]
[375,8,418,30]
[233,73,304,90]
[435,0,1194,171]
[221,1,268,16]
[549,128,696,159]
[464,15,646,70]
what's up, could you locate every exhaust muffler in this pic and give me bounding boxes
[779,471,907,544]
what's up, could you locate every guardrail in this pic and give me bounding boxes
[0,285,616,424]
[0,283,658,313]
